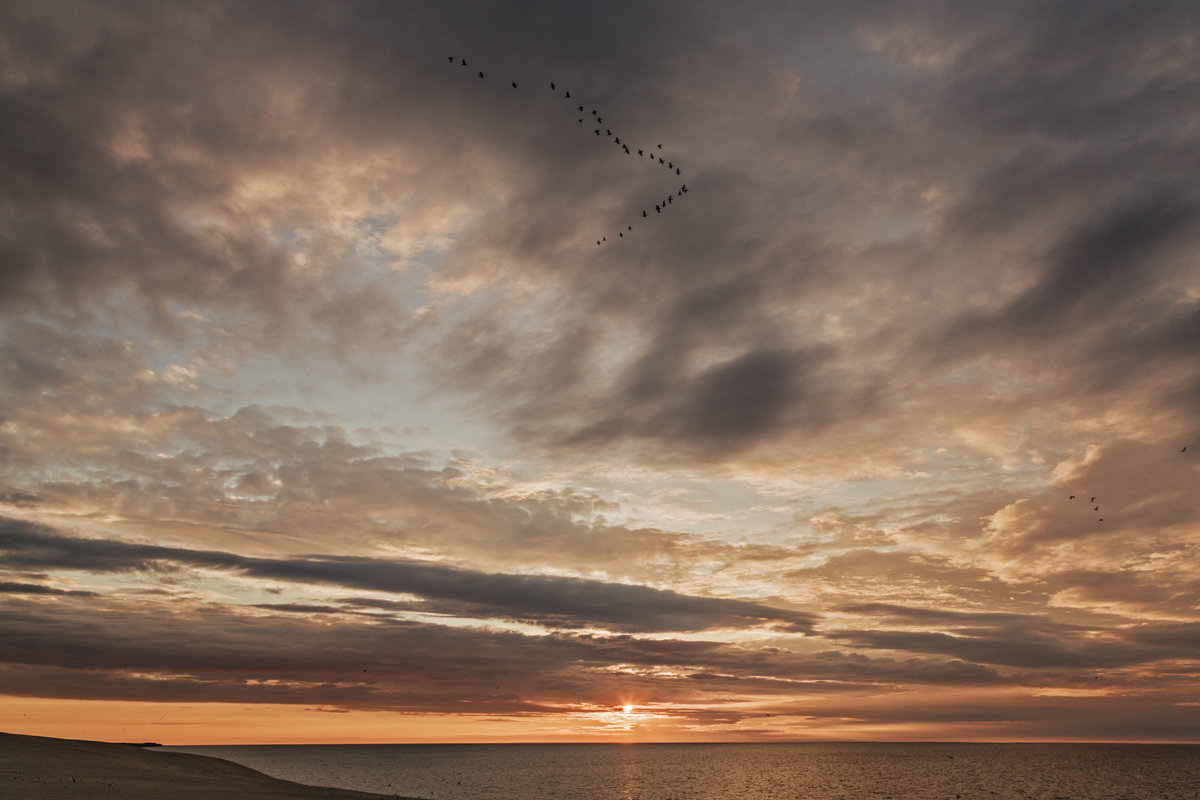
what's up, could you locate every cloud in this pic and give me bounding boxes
[0,517,815,634]
[0,581,98,598]
[2,0,1199,742]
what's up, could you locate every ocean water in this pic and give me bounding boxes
[162,742,1200,800]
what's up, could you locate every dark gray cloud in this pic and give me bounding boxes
[0,517,815,633]
[827,602,1198,669]
[0,581,98,597]
[937,191,1200,358]
[0,590,1007,713]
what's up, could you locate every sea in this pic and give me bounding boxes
[161,742,1200,800]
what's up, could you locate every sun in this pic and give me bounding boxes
[621,704,635,714]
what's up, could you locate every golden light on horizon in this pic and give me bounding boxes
[622,704,635,715]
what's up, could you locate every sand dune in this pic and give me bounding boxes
[0,732,407,799]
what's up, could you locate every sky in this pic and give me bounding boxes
[1,0,1199,745]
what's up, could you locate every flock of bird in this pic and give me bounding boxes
[1067,445,1188,523]
[448,56,690,246]
[1067,493,1104,523]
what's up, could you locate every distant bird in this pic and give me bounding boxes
[655,204,661,213]
[627,225,632,230]
[638,149,644,156]
[623,145,630,153]
[565,90,571,97]
[667,195,672,204]
[1098,518,1104,522]
[1094,506,1099,511]
[592,109,597,116]
[606,129,612,136]
[602,236,606,241]
[596,240,601,245]
[578,105,584,112]
[619,232,623,237]
[642,210,647,218]
[614,136,620,144]
[676,167,681,175]
[668,162,673,169]
[597,116,603,123]
[1091,497,1096,502]
[678,190,682,196]
[657,144,663,149]
[478,71,485,78]
[578,118,583,122]
[447,56,454,63]
[659,157,664,164]
[682,184,687,192]
[595,129,600,135]
[1183,446,1188,452]
[550,82,556,90]
[1069,495,1075,500]
[461,59,467,65]
[511,81,517,89]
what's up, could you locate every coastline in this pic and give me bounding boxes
[0,731,413,800]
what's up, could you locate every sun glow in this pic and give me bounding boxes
[622,704,635,714]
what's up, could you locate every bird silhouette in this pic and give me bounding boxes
[642,210,647,218]
[619,232,623,237]
[638,149,644,156]
[1069,495,1075,500]
[668,162,673,169]
[657,144,663,149]
[676,167,681,175]
[655,205,661,213]
[1183,446,1188,452]
[592,109,597,116]
[511,81,517,89]
[595,129,600,135]
[606,129,612,136]
[1094,506,1100,511]
[550,82,556,90]
[478,71,485,78]
[597,116,603,123]
[659,157,664,164]
[565,90,571,97]
[461,59,467,65]
[448,56,454,63]
[1091,497,1096,502]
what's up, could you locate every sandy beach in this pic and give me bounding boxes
[0,732,409,799]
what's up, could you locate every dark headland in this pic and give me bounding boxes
[0,731,412,799]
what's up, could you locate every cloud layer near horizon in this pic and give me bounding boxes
[2,0,1199,742]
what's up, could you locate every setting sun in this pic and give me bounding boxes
[621,704,635,715]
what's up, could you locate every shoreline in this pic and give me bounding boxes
[0,731,415,800]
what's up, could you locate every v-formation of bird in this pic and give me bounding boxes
[448,56,689,246]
